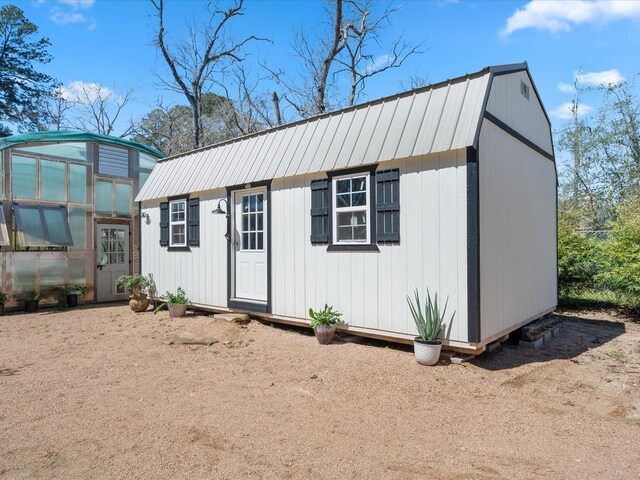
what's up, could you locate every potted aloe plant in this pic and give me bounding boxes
[24,290,41,313]
[153,287,189,317]
[407,288,454,365]
[117,274,152,312]
[0,292,7,315]
[309,304,342,345]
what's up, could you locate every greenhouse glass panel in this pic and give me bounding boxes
[69,258,87,286]
[43,207,72,245]
[115,183,132,216]
[14,204,72,246]
[139,153,157,169]
[68,208,86,251]
[0,204,9,246]
[139,171,150,189]
[12,155,37,199]
[39,258,65,290]
[95,181,113,215]
[16,142,87,161]
[40,160,66,201]
[69,164,87,203]
[12,258,37,293]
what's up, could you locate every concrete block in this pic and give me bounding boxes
[552,325,561,338]
[214,313,250,324]
[450,353,476,364]
[543,330,553,343]
[487,341,502,354]
[519,337,544,349]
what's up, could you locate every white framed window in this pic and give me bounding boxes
[332,172,370,244]
[169,199,187,247]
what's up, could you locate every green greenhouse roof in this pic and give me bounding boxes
[0,131,165,158]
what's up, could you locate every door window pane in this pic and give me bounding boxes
[40,160,66,201]
[69,164,87,203]
[12,155,37,199]
[95,181,112,215]
[115,183,132,216]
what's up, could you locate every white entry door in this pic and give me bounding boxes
[233,188,267,303]
[96,224,129,302]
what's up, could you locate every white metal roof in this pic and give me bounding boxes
[137,65,520,202]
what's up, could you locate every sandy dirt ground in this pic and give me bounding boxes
[1,304,639,479]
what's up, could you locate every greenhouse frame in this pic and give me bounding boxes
[0,131,164,308]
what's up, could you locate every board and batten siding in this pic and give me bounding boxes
[485,70,553,155]
[141,191,228,308]
[478,119,557,342]
[140,149,470,346]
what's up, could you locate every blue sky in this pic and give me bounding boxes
[8,0,640,140]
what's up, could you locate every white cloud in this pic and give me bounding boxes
[501,0,640,37]
[49,0,96,28]
[60,81,118,104]
[576,69,626,86]
[549,101,593,120]
[557,82,576,94]
[50,8,87,25]
[59,0,95,8]
[365,54,393,74]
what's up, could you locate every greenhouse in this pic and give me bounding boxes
[0,131,164,307]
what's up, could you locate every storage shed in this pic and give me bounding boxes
[137,62,557,353]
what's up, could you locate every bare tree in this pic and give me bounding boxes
[151,0,265,148]
[270,0,421,118]
[41,87,74,131]
[66,83,136,137]
[337,0,421,106]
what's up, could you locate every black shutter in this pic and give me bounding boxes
[376,169,400,242]
[159,201,169,247]
[187,197,200,246]
[310,179,330,243]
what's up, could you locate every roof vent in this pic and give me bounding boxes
[520,80,530,101]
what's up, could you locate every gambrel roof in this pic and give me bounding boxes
[137,63,530,202]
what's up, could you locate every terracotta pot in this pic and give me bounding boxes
[168,304,188,317]
[129,294,149,312]
[413,337,442,366]
[314,325,336,345]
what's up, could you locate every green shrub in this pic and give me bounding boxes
[595,196,640,295]
[308,304,342,328]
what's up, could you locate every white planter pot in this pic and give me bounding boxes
[413,338,442,366]
[168,304,188,317]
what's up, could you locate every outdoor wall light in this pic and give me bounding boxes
[212,198,231,241]
[141,212,151,224]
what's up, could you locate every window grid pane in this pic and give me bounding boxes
[240,193,264,251]
[40,160,66,202]
[333,174,369,244]
[169,200,187,246]
[12,155,37,199]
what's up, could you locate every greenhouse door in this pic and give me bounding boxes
[96,224,129,302]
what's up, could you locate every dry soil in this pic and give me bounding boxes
[1,305,639,479]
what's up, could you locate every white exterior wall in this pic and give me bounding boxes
[141,190,229,308]
[479,120,557,342]
[141,149,470,346]
[486,70,553,155]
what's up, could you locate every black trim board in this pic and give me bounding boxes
[466,146,481,344]
[226,180,272,314]
[484,111,554,161]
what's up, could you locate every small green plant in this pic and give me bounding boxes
[0,292,7,304]
[53,287,69,309]
[117,274,151,297]
[69,285,89,296]
[406,288,454,342]
[24,290,41,302]
[153,287,189,314]
[308,304,343,328]
[606,350,624,360]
